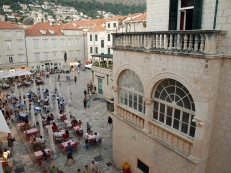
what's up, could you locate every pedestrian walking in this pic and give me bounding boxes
[85,133,89,150]
[91,160,100,173]
[84,89,87,97]
[49,163,59,173]
[65,142,75,165]
[78,68,80,74]
[84,165,90,173]
[74,76,77,84]
[87,98,90,108]
[107,116,113,131]
[83,97,87,108]
[7,133,14,152]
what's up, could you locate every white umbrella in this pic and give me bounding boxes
[67,85,71,104]
[82,114,86,138]
[26,99,29,110]
[20,87,24,102]
[40,85,43,99]
[14,83,18,98]
[30,104,36,127]
[56,82,60,95]
[55,99,59,120]
[38,114,44,137]
[65,106,71,127]
[48,125,56,159]
[33,79,36,94]
[49,89,53,109]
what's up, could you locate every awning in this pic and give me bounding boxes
[0,69,32,79]
[0,111,11,133]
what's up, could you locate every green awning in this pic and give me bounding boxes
[91,54,113,58]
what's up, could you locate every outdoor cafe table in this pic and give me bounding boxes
[73,126,80,132]
[61,139,79,149]
[87,134,95,142]
[18,122,30,130]
[53,130,65,136]
[45,123,59,129]
[24,128,39,138]
[34,148,51,158]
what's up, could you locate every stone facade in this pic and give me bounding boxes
[111,0,231,172]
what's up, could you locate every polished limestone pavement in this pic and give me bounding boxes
[0,70,120,173]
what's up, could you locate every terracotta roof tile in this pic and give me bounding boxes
[26,22,64,36]
[71,19,106,28]
[0,21,24,29]
[106,15,126,21]
[88,23,106,32]
[59,23,81,30]
[131,12,147,21]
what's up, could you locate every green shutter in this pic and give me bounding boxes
[192,0,203,29]
[90,35,92,41]
[169,0,178,30]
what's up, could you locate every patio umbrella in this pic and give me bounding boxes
[82,114,86,138]
[40,85,43,99]
[38,114,44,137]
[49,89,53,109]
[33,79,36,94]
[48,125,57,159]
[30,104,36,127]
[56,82,60,95]
[14,83,18,98]
[55,99,59,120]
[26,99,29,110]
[65,106,72,128]
[67,85,71,104]
[20,87,24,103]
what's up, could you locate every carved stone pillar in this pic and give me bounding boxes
[143,98,154,133]
[113,86,121,115]
[190,102,209,161]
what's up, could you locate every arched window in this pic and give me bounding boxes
[153,79,196,138]
[119,70,145,114]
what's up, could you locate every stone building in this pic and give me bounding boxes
[110,0,231,172]
[0,21,27,71]
[26,22,84,72]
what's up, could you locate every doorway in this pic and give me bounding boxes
[98,78,103,95]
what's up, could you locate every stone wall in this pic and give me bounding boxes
[146,0,170,31]
[112,50,223,172]
[206,58,231,173]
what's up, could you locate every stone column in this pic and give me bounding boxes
[190,102,209,161]
[143,98,154,133]
[113,86,120,115]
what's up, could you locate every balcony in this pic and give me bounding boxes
[91,54,113,69]
[112,30,226,56]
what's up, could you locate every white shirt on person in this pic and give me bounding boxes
[95,134,101,142]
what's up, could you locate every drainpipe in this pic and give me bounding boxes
[24,29,29,70]
[213,0,219,29]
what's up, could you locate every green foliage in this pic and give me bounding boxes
[0,9,4,15]
[19,16,27,23]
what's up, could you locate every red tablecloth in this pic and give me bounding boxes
[45,123,59,129]
[24,128,39,138]
[34,148,51,158]
[62,139,79,148]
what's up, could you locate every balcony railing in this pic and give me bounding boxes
[112,30,226,55]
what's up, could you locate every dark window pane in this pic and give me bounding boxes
[154,91,160,98]
[182,86,189,95]
[182,112,189,123]
[156,83,164,93]
[167,106,173,116]
[182,96,191,110]
[121,97,124,104]
[139,95,143,104]
[134,102,137,110]
[174,109,181,120]
[166,96,172,103]
[125,98,128,105]
[153,111,158,120]
[169,94,175,102]
[191,117,196,127]
[168,79,175,86]
[129,92,132,99]
[143,104,145,114]
[173,119,179,130]
[175,95,180,103]
[162,79,169,87]
[189,126,195,137]
[138,159,149,173]
[154,101,158,111]
[192,103,195,111]
[160,103,165,113]
[166,116,172,126]
[159,113,165,123]
[181,123,188,134]
[166,86,175,94]
[160,89,168,100]
[134,94,137,102]
[138,104,142,112]
[177,100,183,107]
[176,87,186,98]
[129,99,132,108]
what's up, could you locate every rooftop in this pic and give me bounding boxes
[0,21,24,29]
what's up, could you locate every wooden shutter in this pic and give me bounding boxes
[169,0,178,30]
[192,0,203,29]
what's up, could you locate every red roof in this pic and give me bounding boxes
[26,22,82,36]
[105,15,126,21]
[0,21,24,29]
[71,19,106,28]
[88,23,106,32]
[131,12,147,21]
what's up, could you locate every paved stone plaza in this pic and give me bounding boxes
[0,70,120,173]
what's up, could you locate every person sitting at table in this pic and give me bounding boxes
[31,138,40,150]
[46,115,52,123]
[24,118,30,130]
[41,149,47,161]
[94,132,101,143]
[52,122,58,132]
[50,114,54,121]
[63,130,69,140]
[37,135,46,144]
[71,117,78,126]
[78,120,82,126]
[87,122,91,133]
[55,130,63,143]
